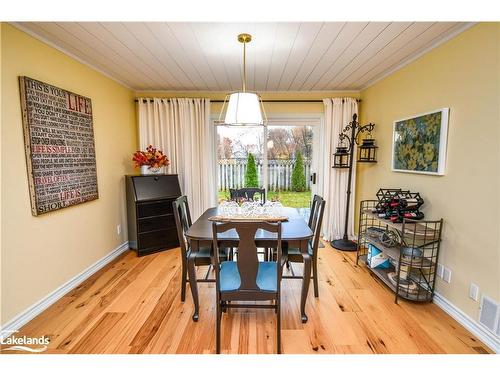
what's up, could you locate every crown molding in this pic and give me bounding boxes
[359,22,477,91]
[10,22,134,91]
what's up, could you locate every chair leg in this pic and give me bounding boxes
[312,257,319,298]
[187,255,200,322]
[181,257,187,302]
[216,300,222,354]
[277,297,281,354]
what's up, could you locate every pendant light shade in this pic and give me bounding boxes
[224,92,263,126]
[218,33,267,126]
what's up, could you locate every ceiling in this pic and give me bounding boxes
[15,22,472,91]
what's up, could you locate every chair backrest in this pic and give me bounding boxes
[212,221,281,292]
[308,195,326,256]
[172,196,192,258]
[229,188,266,203]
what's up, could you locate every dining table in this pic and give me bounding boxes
[185,206,314,323]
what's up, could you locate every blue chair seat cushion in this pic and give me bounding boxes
[219,261,277,292]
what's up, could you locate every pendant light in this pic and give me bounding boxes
[218,33,267,126]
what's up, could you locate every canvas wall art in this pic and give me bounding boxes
[19,76,99,216]
[392,108,449,175]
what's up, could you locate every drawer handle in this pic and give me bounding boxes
[154,176,159,181]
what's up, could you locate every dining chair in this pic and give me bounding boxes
[229,188,266,203]
[283,194,325,298]
[228,187,269,260]
[212,220,283,354]
[172,196,229,305]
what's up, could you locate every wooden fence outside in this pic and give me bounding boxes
[218,158,312,191]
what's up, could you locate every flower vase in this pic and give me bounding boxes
[140,165,150,175]
[150,167,161,174]
[141,166,161,175]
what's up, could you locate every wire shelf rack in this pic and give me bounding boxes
[357,199,443,303]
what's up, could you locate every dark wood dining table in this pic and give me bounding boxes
[185,206,314,323]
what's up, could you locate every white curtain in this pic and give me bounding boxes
[322,98,359,241]
[137,98,216,220]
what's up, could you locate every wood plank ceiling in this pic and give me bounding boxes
[15,22,472,91]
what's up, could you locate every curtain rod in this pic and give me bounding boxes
[134,98,361,103]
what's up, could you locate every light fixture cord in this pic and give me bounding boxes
[242,40,246,92]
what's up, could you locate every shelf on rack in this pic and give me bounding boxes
[361,234,401,259]
[359,254,432,302]
[360,234,435,269]
[362,209,438,238]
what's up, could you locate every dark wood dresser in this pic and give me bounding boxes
[126,174,181,256]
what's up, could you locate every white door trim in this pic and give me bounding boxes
[211,112,325,199]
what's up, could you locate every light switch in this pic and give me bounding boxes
[469,283,479,301]
[437,264,444,278]
[443,268,452,283]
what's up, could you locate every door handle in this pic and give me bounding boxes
[310,173,317,184]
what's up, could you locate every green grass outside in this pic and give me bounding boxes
[218,190,311,208]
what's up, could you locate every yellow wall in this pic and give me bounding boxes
[358,23,500,320]
[1,24,137,324]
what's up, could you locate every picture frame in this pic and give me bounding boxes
[391,108,449,176]
[19,76,99,215]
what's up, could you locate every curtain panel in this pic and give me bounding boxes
[322,98,359,241]
[137,98,216,219]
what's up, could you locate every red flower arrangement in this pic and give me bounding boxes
[132,145,170,169]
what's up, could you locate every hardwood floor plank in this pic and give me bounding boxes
[17,251,135,337]
[128,267,181,353]
[282,330,318,354]
[56,254,156,351]
[20,263,130,349]
[142,292,194,354]
[400,300,485,353]
[7,244,492,354]
[69,312,126,354]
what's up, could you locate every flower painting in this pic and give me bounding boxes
[392,108,449,175]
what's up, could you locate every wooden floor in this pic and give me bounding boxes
[4,242,492,354]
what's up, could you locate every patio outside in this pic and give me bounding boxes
[216,125,313,209]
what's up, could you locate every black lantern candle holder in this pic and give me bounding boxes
[331,113,377,252]
[358,137,378,162]
[333,146,350,168]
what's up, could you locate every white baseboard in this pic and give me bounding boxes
[0,241,129,340]
[433,292,500,353]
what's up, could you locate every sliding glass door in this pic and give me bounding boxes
[215,116,322,210]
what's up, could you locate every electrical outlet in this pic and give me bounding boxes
[437,263,444,278]
[117,224,121,235]
[443,267,452,283]
[469,283,479,301]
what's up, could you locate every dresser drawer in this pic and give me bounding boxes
[138,229,179,251]
[138,215,175,233]
[137,200,173,218]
